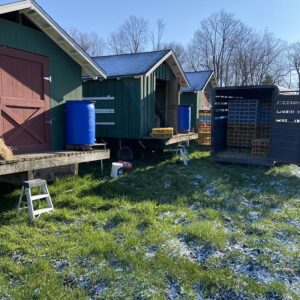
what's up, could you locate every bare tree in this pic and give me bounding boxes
[150,19,165,50]
[107,16,149,54]
[186,11,290,87]
[162,41,187,68]
[233,30,288,86]
[68,27,106,57]
[186,10,244,86]
[287,42,300,92]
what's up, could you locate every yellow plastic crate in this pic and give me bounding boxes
[152,128,174,138]
[197,132,211,146]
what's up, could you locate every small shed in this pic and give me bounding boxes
[180,71,216,130]
[83,50,195,155]
[0,0,106,153]
[212,85,300,166]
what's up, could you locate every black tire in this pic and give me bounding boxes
[117,146,135,161]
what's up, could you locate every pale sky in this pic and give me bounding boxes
[1,0,300,46]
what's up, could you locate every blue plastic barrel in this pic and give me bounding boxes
[65,100,95,145]
[178,105,191,132]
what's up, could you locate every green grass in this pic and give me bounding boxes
[0,147,299,299]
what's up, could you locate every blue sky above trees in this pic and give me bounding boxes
[30,0,300,45]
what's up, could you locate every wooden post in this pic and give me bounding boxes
[27,170,34,180]
[73,163,79,176]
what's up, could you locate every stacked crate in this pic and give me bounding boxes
[256,102,272,139]
[252,138,270,157]
[227,100,258,149]
[197,110,211,146]
[152,128,173,138]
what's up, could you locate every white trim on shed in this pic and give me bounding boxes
[0,0,107,79]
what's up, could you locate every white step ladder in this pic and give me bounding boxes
[176,143,190,166]
[16,179,54,221]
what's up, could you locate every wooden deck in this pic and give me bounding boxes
[0,150,110,176]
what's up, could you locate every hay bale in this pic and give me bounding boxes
[0,138,13,160]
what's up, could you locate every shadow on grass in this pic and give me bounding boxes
[0,148,299,223]
[79,150,300,209]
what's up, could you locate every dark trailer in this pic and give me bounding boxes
[83,50,197,158]
[212,85,300,166]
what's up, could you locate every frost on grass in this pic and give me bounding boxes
[11,250,33,265]
[290,165,300,178]
[52,259,69,271]
[162,238,193,260]
[166,279,184,300]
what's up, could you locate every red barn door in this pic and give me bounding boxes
[0,46,51,153]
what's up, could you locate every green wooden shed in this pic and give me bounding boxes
[83,50,194,155]
[180,71,216,130]
[0,0,106,153]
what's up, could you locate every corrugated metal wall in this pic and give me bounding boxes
[83,62,177,139]
[0,18,82,150]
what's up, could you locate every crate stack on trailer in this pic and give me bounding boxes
[252,100,272,157]
[212,86,300,166]
[227,99,259,152]
[197,110,212,146]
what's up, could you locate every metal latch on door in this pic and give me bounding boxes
[43,75,52,83]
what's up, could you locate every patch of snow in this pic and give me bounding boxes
[53,259,69,271]
[89,282,108,298]
[287,218,300,228]
[290,166,300,178]
[166,279,183,300]
[204,187,218,197]
[247,211,262,222]
[158,211,175,219]
[11,251,33,265]
[189,203,201,210]
[145,245,158,259]
[76,274,91,289]
[163,238,193,260]
[0,293,12,300]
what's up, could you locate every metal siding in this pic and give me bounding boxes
[0,18,82,150]
[180,92,198,129]
[212,89,228,154]
[270,95,300,164]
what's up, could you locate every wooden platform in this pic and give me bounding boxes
[165,133,198,145]
[213,151,274,167]
[0,150,110,176]
[143,132,198,146]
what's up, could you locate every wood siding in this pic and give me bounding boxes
[83,78,141,139]
[83,62,178,139]
[0,18,82,150]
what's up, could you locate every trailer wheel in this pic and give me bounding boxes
[117,146,134,161]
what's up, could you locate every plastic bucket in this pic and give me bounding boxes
[110,162,123,178]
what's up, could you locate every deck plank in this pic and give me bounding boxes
[0,150,110,176]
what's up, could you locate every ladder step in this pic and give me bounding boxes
[33,207,54,216]
[31,194,49,201]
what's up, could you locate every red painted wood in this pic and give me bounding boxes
[0,46,51,153]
